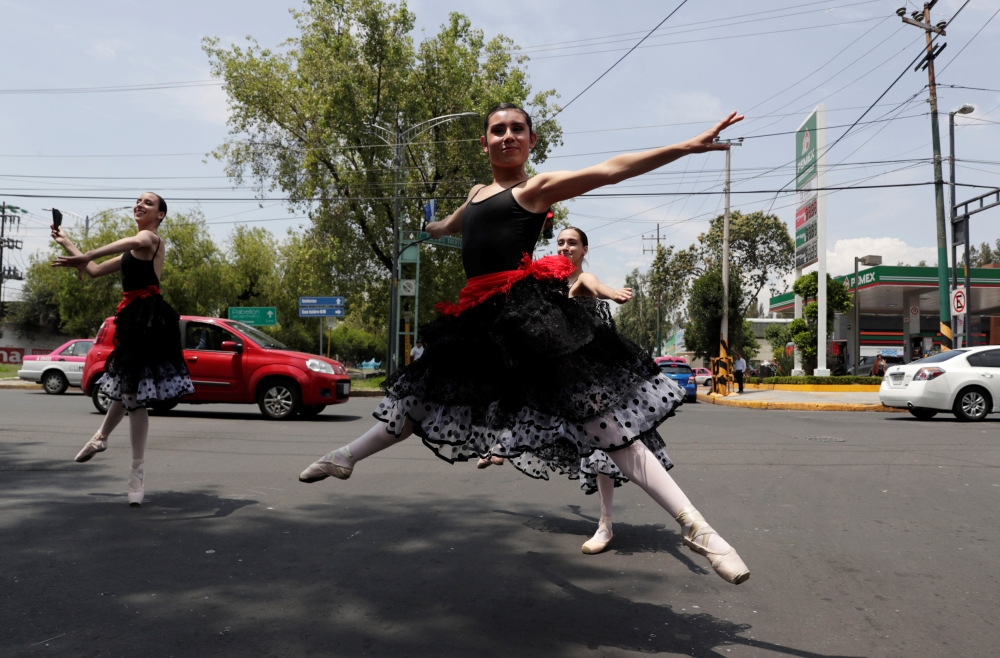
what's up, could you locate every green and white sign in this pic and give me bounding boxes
[794,107,824,270]
[402,230,462,249]
[228,307,277,326]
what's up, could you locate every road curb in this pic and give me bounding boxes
[350,389,384,398]
[0,379,42,390]
[696,392,907,413]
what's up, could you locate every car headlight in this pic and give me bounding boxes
[306,358,335,375]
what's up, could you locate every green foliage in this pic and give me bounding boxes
[203,0,562,331]
[744,376,882,385]
[326,324,382,363]
[789,271,853,372]
[684,268,756,360]
[613,268,658,353]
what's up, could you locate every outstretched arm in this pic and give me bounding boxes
[426,185,485,238]
[576,272,633,303]
[521,112,743,209]
[52,228,155,278]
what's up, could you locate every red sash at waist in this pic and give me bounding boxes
[117,285,161,313]
[435,254,574,318]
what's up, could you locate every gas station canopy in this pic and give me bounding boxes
[769,265,1000,317]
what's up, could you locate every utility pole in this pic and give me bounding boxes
[642,223,666,356]
[0,202,27,322]
[899,2,950,350]
[714,138,742,393]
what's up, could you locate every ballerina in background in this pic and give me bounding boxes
[52,192,194,507]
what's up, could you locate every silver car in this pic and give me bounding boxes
[17,339,93,394]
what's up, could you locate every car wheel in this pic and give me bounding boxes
[42,371,69,395]
[257,379,301,420]
[952,387,991,422]
[92,385,111,414]
[299,405,326,417]
[908,407,938,420]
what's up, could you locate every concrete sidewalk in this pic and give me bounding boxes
[697,386,906,412]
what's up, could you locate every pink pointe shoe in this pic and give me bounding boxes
[127,465,145,507]
[299,447,355,483]
[676,506,750,585]
[74,432,107,463]
[581,515,613,554]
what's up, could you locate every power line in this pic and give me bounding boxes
[539,0,690,126]
[937,5,1000,77]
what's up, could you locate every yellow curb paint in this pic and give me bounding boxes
[744,383,881,393]
[696,393,906,413]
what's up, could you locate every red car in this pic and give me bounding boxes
[83,316,352,420]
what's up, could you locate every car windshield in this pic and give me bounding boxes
[913,349,967,364]
[223,321,288,349]
[660,364,692,375]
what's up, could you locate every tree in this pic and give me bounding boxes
[158,210,229,317]
[615,268,656,352]
[327,324,382,364]
[697,210,795,316]
[788,271,853,374]
[684,268,756,361]
[203,0,563,333]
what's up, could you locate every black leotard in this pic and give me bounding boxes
[461,185,548,278]
[120,239,161,291]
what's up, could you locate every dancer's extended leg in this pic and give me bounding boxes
[74,399,127,462]
[581,474,615,554]
[299,420,414,483]
[606,441,749,584]
[125,398,148,507]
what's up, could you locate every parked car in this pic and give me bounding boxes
[848,354,905,376]
[83,316,352,420]
[658,362,697,401]
[18,339,95,394]
[880,346,1000,421]
[692,367,712,386]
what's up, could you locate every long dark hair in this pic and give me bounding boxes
[483,103,533,134]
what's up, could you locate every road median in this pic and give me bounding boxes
[697,391,906,413]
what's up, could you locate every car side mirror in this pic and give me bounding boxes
[221,341,243,354]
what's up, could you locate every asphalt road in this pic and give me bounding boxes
[1,389,998,658]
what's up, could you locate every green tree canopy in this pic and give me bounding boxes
[788,271,853,373]
[203,0,563,332]
[683,268,757,361]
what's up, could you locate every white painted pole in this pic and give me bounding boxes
[815,104,830,376]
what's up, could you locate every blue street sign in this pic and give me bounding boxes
[424,199,437,222]
[299,296,345,307]
[298,307,345,318]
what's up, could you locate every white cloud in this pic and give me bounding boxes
[822,237,938,276]
[89,38,130,60]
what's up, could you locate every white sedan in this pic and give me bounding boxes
[880,346,1000,421]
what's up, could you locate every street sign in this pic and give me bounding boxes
[399,279,416,296]
[402,230,462,249]
[299,296,345,307]
[228,307,277,326]
[950,288,967,315]
[298,307,345,318]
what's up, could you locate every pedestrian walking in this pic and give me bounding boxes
[409,339,424,362]
[734,352,746,393]
[299,103,749,584]
[52,193,194,507]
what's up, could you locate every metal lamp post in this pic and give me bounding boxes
[853,254,882,375]
[948,104,975,347]
[369,112,477,375]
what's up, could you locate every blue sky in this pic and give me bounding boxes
[1,0,998,306]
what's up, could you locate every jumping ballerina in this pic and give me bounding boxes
[52,192,194,506]
[300,104,749,583]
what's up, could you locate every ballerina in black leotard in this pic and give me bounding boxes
[52,192,194,507]
[300,104,750,584]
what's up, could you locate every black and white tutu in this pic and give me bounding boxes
[99,292,194,410]
[377,267,684,494]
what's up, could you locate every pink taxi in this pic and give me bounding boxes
[17,339,95,394]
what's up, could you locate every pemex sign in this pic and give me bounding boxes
[794,108,822,269]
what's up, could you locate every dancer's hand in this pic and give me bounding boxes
[51,225,70,247]
[609,287,633,304]
[51,253,91,279]
[426,220,446,238]
[684,112,744,154]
